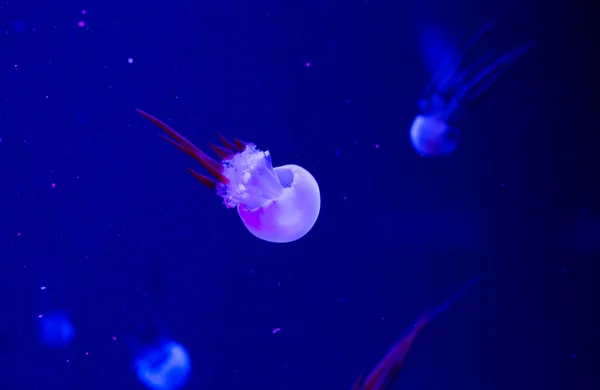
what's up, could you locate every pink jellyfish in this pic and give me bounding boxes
[136,109,321,243]
[410,23,533,157]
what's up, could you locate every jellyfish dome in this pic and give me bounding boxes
[134,340,191,390]
[410,114,461,157]
[38,313,74,348]
[232,159,321,243]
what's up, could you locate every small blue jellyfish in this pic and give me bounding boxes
[411,23,533,157]
[126,258,192,390]
[133,340,191,390]
[38,313,74,348]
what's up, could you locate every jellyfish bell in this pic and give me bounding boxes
[124,310,192,390]
[125,320,191,390]
[37,312,74,348]
[135,109,320,243]
[226,153,321,243]
[410,115,461,157]
[133,340,191,390]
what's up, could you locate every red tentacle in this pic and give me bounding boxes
[233,138,249,152]
[136,108,229,184]
[216,132,237,152]
[208,142,234,160]
[186,168,217,189]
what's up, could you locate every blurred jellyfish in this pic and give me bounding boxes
[38,312,74,348]
[411,23,533,157]
[125,256,192,390]
[134,340,191,390]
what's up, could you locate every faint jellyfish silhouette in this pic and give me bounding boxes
[125,259,191,390]
[133,340,191,390]
[38,312,74,348]
[411,23,533,157]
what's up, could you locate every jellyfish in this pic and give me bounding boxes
[410,23,534,157]
[352,275,482,390]
[37,312,74,348]
[136,109,321,243]
[126,257,191,390]
[133,340,191,390]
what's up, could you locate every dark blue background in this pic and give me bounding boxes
[0,0,597,389]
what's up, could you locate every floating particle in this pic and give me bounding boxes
[375,144,380,149]
[78,21,85,27]
[51,183,56,188]
[128,58,134,64]
[272,328,281,334]
[81,10,87,15]
[305,62,311,67]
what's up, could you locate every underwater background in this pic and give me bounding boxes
[0,0,597,389]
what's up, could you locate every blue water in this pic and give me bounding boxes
[0,1,595,389]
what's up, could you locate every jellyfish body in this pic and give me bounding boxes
[134,340,191,390]
[126,256,191,390]
[136,109,320,243]
[38,312,74,348]
[411,23,534,157]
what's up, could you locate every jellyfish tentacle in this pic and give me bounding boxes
[209,142,234,160]
[136,108,230,184]
[233,138,248,152]
[453,40,534,105]
[158,133,225,179]
[425,22,493,98]
[186,168,217,189]
[351,372,365,390]
[216,132,238,152]
[450,50,496,93]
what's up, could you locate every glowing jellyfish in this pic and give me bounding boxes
[134,340,191,390]
[38,313,74,348]
[411,23,533,157]
[136,109,321,243]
